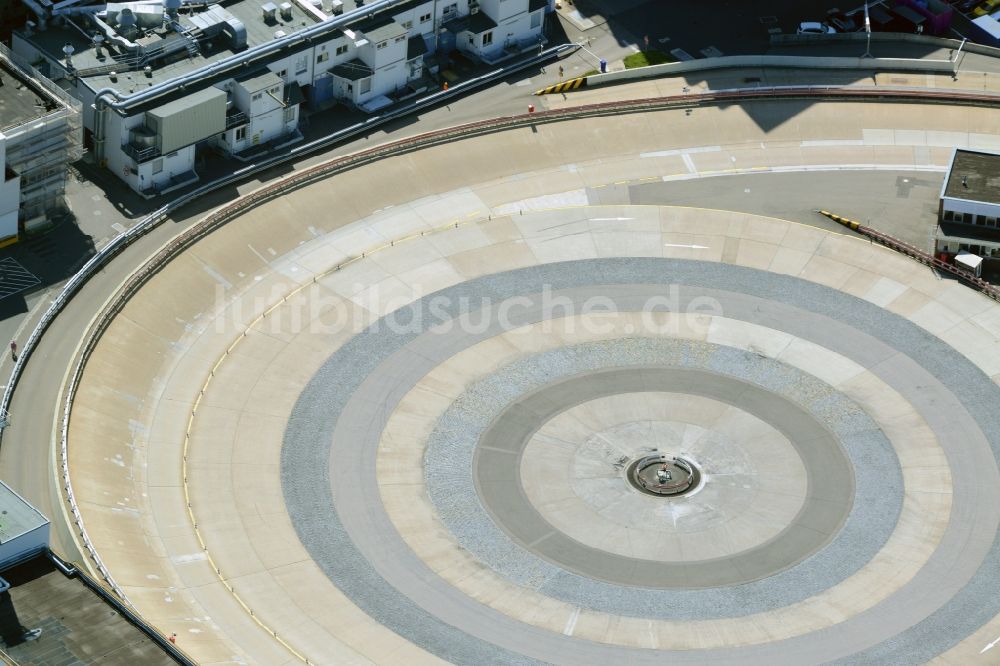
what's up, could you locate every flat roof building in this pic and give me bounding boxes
[0,480,48,569]
[13,0,550,196]
[936,148,1000,279]
[0,554,183,664]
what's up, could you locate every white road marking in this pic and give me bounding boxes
[640,146,720,158]
[589,217,634,221]
[682,153,697,174]
[664,243,709,249]
[981,634,1000,653]
[563,608,581,636]
[246,244,270,264]
[800,139,865,147]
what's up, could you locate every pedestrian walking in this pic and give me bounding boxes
[9,340,16,362]
[558,65,564,79]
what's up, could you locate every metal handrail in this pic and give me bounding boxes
[5,61,1000,599]
[225,110,249,129]
[121,142,161,163]
[817,210,1000,301]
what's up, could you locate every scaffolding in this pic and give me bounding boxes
[0,42,82,231]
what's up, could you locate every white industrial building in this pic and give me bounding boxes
[14,0,551,196]
[935,147,1000,276]
[0,480,50,569]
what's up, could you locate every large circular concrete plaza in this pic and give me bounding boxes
[61,96,1000,664]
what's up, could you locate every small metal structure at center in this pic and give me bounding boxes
[626,454,700,497]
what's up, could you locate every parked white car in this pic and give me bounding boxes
[797,21,837,34]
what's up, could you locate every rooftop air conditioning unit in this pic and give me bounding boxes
[274,29,286,38]
[262,2,277,21]
[330,0,342,13]
[279,2,293,20]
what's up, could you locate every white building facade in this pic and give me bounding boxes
[0,134,20,244]
[14,0,550,195]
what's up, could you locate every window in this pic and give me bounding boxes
[317,51,329,63]
[942,209,955,222]
[336,44,348,55]
[419,12,431,22]
[377,40,388,49]
[395,35,406,43]
[252,93,262,101]
[360,77,371,94]
[401,20,413,30]
[284,106,295,123]
[987,217,997,227]
[295,55,308,74]
[963,212,974,224]
[152,158,163,174]
[277,69,287,78]
[976,215,987,226]
[531,10,541,28]
[236,126,247,141]
[482,31,493,46]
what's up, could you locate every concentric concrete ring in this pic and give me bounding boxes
[61,100,1000,666]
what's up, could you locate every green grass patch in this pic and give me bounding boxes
[622,50,676,69]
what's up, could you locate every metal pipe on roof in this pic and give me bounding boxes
[93,0,402,114]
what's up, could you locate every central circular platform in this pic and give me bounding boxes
[626,454,700,497]
[516,390,812,563]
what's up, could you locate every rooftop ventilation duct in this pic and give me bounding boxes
[116,7,138,38]
[188,6,247,50]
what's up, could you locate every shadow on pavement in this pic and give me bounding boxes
[0,213,97,321]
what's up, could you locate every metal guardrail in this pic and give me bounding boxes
[225,110,249,129]
[46,551,196,665]
[817,210,1000,301]
[4,58,1000,600]
[122,142,161,163]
